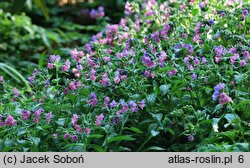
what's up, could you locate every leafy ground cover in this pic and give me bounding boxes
[0,0,250,152]
[0,0,124,75]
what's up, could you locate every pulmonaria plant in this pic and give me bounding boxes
[0,0,249,152]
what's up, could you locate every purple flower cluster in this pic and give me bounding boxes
[47,55,61,69]
[28,69,38,81]
[214,45,225,63]
[45,112,53,123]
[212,83,225,101]
[242,9,248,18]
[69,81,81,90]
[20,110,31,121]
[168,69,177,77]
[99,73,111,86]
[142,53,156,68]
[4,115,16,127]
[96,113,104,126]
[62,60,71,72]
[33,108,44,123]
[125,2,133,16]
[70,48,84,63]
[87,92,98,106]
[0,115,16,127]
[71,114,78,125]
[90,6,105,19]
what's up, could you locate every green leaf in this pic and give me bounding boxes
[88,144,105,152]
[4,139,14,147]
[87,134,104,139]
[56,118,65,126]
[233,143,249,152]
[234,73,247,84]
[235,99,250,114]
[0,63,31,92]
[214,104,223,113]
[160,84,171,95]
[33,0,50,20]
[63,143,84,149]
[41,29,50,47]
[192,8,199,16]
[116,146,132,152]
[122,127,143,134]
[224,114,239,123]
[107,135,135,144]
[150,113,163,122]
[144,146,165,151]
[147,93,157,104]
[165,128,175,135]
[39,52,45,68]
[29,137,40,146]
[151,130,160,137]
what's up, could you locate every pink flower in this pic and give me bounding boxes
[21,110,31,121]
[90,75,96,81]
[33,117,39,123]
[53,134,58,139]
[168,69,177,77]
[142,54,156,69]
[114,76,120,84]
[61,60,71,72]
[34,111,41,118]
[191,73,197,80]
[215,56,222,63]
[71,114,79,125]
[180,3,186,10]
[87,93,98,106]
[72,135,78,141]
[139,100,146,109]
[230,54,239,65]
[95,113,104,126]
[219,93,232,105]
[70,49,84,62]
[13,87,19,97]
[202,57,207,65]
[106,48,112,54]
[74,124,83,133]
[238,24,243,29]
[85,128,91,135]
[243,51,250,60]
[182,33,187,38]
[45,112,53,123]
[240,60,247,67]
[103,56,110,62]
[5,115,16,126]
[0,76,3,83]
[221,12,226,18]
[73,68,80,78]
[103,97,110,107]
[64,133,70,139]
[69,81,77,90]
[194,58,200,66]
[47,63,54,69]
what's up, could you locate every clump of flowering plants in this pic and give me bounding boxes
[0,0,250,152]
